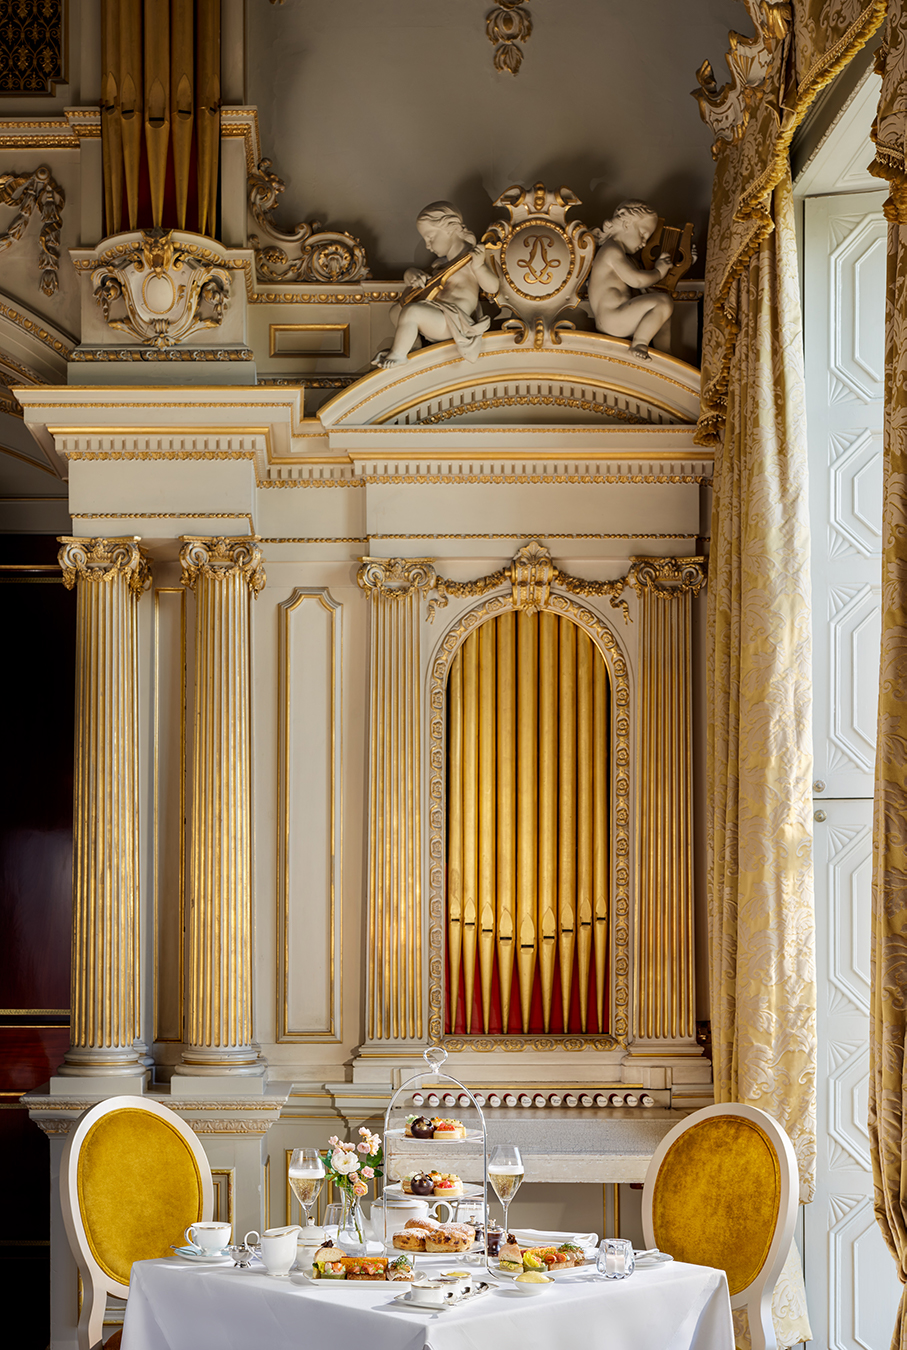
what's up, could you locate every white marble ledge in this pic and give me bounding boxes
[23,1085,290,1136]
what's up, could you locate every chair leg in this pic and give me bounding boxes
[748,1290,778,1350]
[78,1278,107,1350]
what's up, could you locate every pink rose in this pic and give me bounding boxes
[357,1141,369,1153]
[328,1135,340,1148]
[361,1166,374,1179]
[353,1179,368,1197]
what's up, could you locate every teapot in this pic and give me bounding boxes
[365,1195,454,1243]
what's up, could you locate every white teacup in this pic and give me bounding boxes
[185,1221,232,1255]
[407,1279,461,1309]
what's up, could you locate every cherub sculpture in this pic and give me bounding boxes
[373,201,500,368]
[587,200,673,360]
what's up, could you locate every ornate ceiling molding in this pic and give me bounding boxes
[487,1,533,75]
[692,0,791,158]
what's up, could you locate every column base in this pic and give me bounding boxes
[171,1047,268,1095]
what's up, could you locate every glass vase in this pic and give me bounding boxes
[338,1191,367,1255]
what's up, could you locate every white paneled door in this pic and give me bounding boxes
[803,191,900,1348]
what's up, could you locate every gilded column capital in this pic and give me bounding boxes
[57,536,151,599]
[357,556,437,597]
[179,536,266,597]
[629,556,707,599]
[509,538,554,613]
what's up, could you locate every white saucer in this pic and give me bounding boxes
[171,1245,234,1266]
[633,1251,673,1269]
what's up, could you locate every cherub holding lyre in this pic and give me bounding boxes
[587,200,674,360]
[373,202,500,368]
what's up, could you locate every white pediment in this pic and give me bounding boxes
[318,331,700,430]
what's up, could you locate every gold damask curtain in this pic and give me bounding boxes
[698,4,886,1347]
[868,11,907,1348]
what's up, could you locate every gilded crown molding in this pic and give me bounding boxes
[57,537,152,599]
[357,557,438,597]
[179,536,267,597]
[0,165,64,297]
[692,0,791,158]
[248,157,370,285]
[487,1,533,75]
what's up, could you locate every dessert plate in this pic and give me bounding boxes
[385,1181,484,1202]
[386,1127,484,1143]
[170,1245,234,1266]
[294,1273,412,1289]
[492,1258,594,1280]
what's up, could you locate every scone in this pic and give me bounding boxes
[403,1217,439,1231]
[423,1224,473,1253]
[393,1230,426,1251]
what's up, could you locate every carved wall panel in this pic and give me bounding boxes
[829,212,886,403]
[277,588,343,1042]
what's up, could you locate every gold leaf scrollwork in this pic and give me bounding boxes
[248,157,370,284]
[487,0,533,75]
[427,541,632,623]
[628,555,708,598]
[357,557,438,598]
[691,0,792,159]
[0,165,64,296]
[91,230,232,349]
[57,536,152,599]
[179,536,266,598]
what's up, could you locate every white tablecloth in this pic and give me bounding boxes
[121,1255,734,1350]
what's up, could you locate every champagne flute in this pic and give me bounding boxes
[488,1144,523,1237]
[288,1148,325,1228]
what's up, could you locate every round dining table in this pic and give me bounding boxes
[121,1251,734,1350]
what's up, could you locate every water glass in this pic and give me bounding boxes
[597,1237,635,1278]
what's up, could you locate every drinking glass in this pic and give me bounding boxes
[597,1237,635,1279]
[487,1144,523,1235]
[288,1148,325,1227]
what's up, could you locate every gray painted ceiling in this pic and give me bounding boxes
[247,0,741,278]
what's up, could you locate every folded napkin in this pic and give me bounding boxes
[510,1228,598,1250]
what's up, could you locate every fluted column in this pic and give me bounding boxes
[630,557,707,1054]
[357,557,437,1045]
[174,537,266,1080]
[56,537,151,1079]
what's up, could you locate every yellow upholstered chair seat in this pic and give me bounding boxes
[642,1102,797,1350]
[61,1095,214,1350]
[77,1108,205,1285]
[650,1114,780,1295]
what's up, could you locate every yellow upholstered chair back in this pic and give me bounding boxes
[61,1095,213,1350]
[641,1102,797,1350]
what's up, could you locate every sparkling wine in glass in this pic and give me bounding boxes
[288,1148,325,1227]
[488,1144,523,1237]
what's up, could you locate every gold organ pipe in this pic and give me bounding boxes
[461,632,479,1034]
[196,0,221,237]
[537,613,558,1032]
[170,0,194,230]
[576,631,594,1032]
[680,593,695,1039]
[119,0,143,230]
[478,622,497,1034]
[143,0,170,227]
[447,651,463,1032]
[593,653,609,1032]
[558,621,577,1031]
[516,611,538,1032]
[101,0,122,235]
[496,612,516,1033]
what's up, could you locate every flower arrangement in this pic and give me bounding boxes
[323,1127,384,1244]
